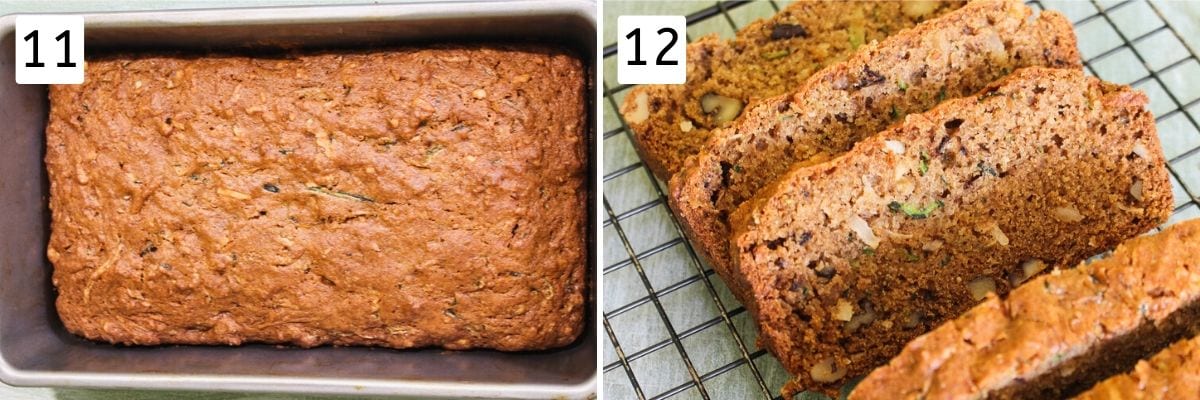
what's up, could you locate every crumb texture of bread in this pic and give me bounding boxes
[1076,333,1200,400]
[620,1,964,180]
[671,0,1081,321]
[850,219,1200,400]
[45,45,587,351]
[731,67,1172,395]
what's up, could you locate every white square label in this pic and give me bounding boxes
[617,15,686,85]
[15,15,85,85]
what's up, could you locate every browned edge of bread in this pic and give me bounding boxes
[850,218,1200,399]
[1076,330,1200,400]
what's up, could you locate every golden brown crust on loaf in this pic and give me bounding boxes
[732,68,1172,395]
[851,219,1200,400]
[45,45,587,351]
[1077,333,1200,400]
[620,1,964,180]
[671,0,1080,320]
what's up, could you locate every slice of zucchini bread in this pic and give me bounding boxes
[670,0,1079,312]
[850,218,1200,400]
[731,68,1172,395]
[619,1,963,180]
[1076,332,1200,400]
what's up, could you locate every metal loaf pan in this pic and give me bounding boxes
[0,1,597,398]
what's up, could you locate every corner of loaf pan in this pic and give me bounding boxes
[0,1,597,398]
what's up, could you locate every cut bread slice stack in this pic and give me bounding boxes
[619,1,964,180]
[670,0,1080,312]
[850,218,1200,399]
[1076,332,1200,400]
[730,67,1173,395]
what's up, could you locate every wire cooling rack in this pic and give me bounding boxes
[601,1,1200,399]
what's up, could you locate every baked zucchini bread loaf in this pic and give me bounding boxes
[45,45,587,351]
[671,0,1079,311]
[1076,332,1200,400]
[731,67,1172,394]
[619,0,963,180]
[850,218,1200,399]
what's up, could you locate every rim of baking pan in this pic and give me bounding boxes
[0,1,598,398]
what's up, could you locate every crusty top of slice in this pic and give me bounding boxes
[1076,333,1200,400]
[850,218,1200,400]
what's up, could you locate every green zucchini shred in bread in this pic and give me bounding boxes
[1076,333,1200,400]
[670,0,1080,331]
[851,219,1200,399]
[733,67,1173,396]
[619,1,964,180]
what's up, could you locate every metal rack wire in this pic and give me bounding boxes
[601,1,1200,399]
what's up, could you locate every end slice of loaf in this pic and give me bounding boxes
[670,0,1080,314]
[1076,332,1200,400]
[731,67,1172,395]
[620,1,964,180]
[850,218,1200,400]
